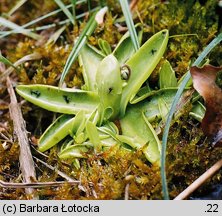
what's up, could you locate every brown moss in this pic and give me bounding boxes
[1,0,222,200]
[166,116,222,198]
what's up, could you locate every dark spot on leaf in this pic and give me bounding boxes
[108,87,113,93]
[151,49,157,55]
[63,95,70,104]
[159,91,164,96]
[146,98,151,103]
[30,90,41,98]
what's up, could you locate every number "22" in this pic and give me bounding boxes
[206,204,219,213]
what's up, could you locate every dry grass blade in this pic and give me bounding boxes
[59,13,97,86]
[0,17,41,40]
[130,0,139,10]
[54,0,75,25]
[174,159,222,200]
[0,1,86,38]
[0,52,42,81]
[70,0,77,23]
[7,0,28,16]
[119,0,139,51]
[6,77,38,199]
[46,25,67,45]
[59,7,107,86]
[0,180,80,188]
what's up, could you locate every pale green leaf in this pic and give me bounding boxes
[38,114,75,152]
[96,54,122,123]
[189,101,205,122]
[178,71,193,87]
[130,89,177,123]
[158,97,170,123]
[159,60,177,88]
[119,103,161,164]
[79,43,104,91]
[120,29,169,116]
[98,38,112,56]
[16,85,99,114]
[59,144,91,159]
[86,121,101,150]
[113,25,143,65]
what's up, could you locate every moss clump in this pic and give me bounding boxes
[166,115,222,198]
[137,0,220,77]
[35,146,162,200]
[91,12,122,46]
[0,0,222,200]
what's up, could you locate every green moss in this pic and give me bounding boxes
[1,0,222,200]
[137,0,220,77]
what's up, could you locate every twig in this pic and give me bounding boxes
[130,0,139,10]
[0,180,80,188]
[33,156,91,192]
[0,171,16,179]
[124,183,130,200]
[33,156,75,182]
[6,77,38,199]
[174,159,222,200]
[90,185,98,199]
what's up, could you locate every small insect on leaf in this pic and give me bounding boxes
[190,65,222,146]
[120,65,131,80]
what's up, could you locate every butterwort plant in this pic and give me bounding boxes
[16,28,170,165]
